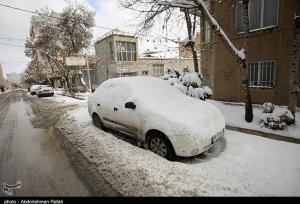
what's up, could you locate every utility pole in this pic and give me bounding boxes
[86,55,92,92]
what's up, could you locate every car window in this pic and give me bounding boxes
[97,81,132,106]
[112,83,132,105]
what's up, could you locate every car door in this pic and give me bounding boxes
[96,84,117,129]
[107,82,140,138]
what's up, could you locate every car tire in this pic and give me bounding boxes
[149,133,175,161]
[92,113,105,130]
[38,95,41,98]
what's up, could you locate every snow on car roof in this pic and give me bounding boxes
[103,76,184,99]
[102,76,220,116]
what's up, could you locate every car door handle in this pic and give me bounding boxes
[114,107,118,111]
[97,103,100,107]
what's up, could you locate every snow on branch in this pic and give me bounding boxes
[192,0,245,60]
[158,0,197,9]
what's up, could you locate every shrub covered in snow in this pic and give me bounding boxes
[164,68,180,80]
[163,68,212,101]
[259,103,295,130]
[262,102,274,113]
[182,72,202,88]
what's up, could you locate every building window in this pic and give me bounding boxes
[248,60,276,88]
[122,72,138,77]
[204,20,211,43]
[152,64,164,77]
[116,41,137,61]
[141,71,148,76]
[236,0,279,33]
[109,42,114,61]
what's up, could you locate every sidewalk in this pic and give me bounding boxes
[54,89,90,100]
[226,125,300,144]
[207,99,300,144]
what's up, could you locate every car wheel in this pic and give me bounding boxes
[149,134,175,161]
[38,95,41,98]
[92,113,105,130]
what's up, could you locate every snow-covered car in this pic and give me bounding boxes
[88,77,225,160]
[36,85,54,98]
[30,85,42,95]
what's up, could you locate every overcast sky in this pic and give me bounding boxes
[0,0,187,77]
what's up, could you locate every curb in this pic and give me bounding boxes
[226,125,300,144]
[56,93,86,100]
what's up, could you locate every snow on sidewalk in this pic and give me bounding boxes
[56,104,300,196]
[41,92,87,105]
[207,100,300,140]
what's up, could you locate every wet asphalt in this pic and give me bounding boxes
[0,90,92,196]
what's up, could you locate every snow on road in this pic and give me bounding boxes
[56,103,300,196]
[208,100,300,140]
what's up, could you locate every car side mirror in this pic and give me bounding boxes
[125,102,136,110]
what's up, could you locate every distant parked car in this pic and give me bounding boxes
[30,85,42,95]
[88,77,225,160]
[36,85,54,98]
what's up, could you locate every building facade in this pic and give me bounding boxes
[6,72,22,85]
[94,30,196,86]
[200,0,300,106]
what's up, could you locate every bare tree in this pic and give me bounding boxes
[288,0,300,119]
[121,0,200,72]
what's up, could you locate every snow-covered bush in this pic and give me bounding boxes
[262,102,274,113]
[203,86,213,98]
[188,86,212,100]
[182,72,202,88]
[260,103,295,130]
[164,68,180,80]
[163,68,213,101]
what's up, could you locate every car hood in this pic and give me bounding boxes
[140,96,225,139]
[40,87,53,91]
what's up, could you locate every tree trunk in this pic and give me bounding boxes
[288,8,300,118]
[184,10,199,73]
[66,74,74,95]
[241,60,253,122]
[241,0,253,122]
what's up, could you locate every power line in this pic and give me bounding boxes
[0,61,29,63]
[0,42,24,47]
[0,2,181,44]
[0,37,26,41]
[0,3,40,15]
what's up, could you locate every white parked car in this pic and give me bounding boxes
[36,85,54,98]
[30,85,42,95]
[88,77,225,160]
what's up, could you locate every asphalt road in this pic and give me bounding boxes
[0,90,92,196]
